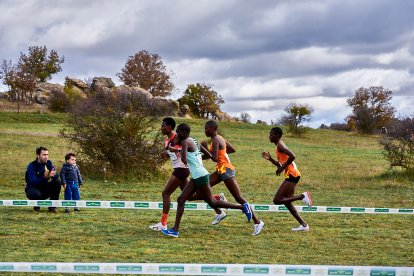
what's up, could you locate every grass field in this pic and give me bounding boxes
[0,112,413,270]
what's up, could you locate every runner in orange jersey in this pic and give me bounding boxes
[201,120,264,236]
[261,126,312,231]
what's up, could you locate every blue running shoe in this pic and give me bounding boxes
[161,228,179,238]
[242,203,252,222]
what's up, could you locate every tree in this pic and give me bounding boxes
[117,50,174,97]
[18,45,64,83]
[60,87,165,179]
[1,45,64,107]
[178,83,224,118]
[379,116,414,172]
[240,112,251,123]
[347,86,395,134]
[279,102,313,136]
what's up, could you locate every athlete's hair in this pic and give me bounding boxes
[176,123,190,135]
[162,117,176,130]
[36,146,48,155]
[270,127,283,137]
[65,153,76,161]
[205,120,218,129]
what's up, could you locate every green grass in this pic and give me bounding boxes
[0,112,413,268]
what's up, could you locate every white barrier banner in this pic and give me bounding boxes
[0,262,412,275]
[0,200,413,214]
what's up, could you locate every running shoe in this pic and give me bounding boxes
[219,192,228,211]
[302,191,313,207]
[291,225,310,231]
[161,228,179,238]
[242,203,252,222]
[64,207,70,213]
[212,211,227,225]
[252,220,265,236]
[74,208,80,212]
[149,222,167,231]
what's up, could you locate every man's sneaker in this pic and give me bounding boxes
[219,193,228,211]
[161,228,179,238]
[33,207,40,212]
[149,222,167,231]
[212,211,227,225]
[48,207,58,213]
[242,203,252,222]
[64,208,70,213]
[74,208,80,212]
[302,191,313,207]
[292,225,310,231]
[252,220,265,236]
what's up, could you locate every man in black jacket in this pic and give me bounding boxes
[25,146,61,213]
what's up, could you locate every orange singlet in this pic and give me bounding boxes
[210,143,235,174]
[276,144,301,178]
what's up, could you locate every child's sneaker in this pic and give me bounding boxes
[242,203,252,222]
[302,191,313,207]
[252,220,265,236]
[212,211,227,225]
[149,222,167,231]
[64,207,70,213]
[291,225,310,231]
[161,228,179,238]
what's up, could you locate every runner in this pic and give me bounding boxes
[202,120,264,236]
[161,123,252,238]
[261,126,312,231]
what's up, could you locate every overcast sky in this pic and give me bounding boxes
[1,0,413,127]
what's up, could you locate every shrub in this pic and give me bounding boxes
[60,87,165,180]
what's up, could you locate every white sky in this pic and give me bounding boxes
[0,0,413,127]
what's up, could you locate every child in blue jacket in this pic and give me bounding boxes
[60,153,83,213]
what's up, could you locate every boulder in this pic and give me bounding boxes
[34,83,64,104]
[91,77,115,91]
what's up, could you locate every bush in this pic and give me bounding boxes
[379,117,414,172]
[60,87,165,180]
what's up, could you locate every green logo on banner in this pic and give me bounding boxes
[158,203,173,208]
[255,205,270,211]
[398,209,413,213]
[13,200,28,206]
[31,265,57,271]
[244,266,270,274]
[278,206,288,211]
[86,202,101,207]
[374,208,389,213]
[159,266,184,272]
[135,202,149,208]
[370,268,396,276]
[328,268,353,275]
[117,265,142,272]
[184,203,197,209]
[37,201,52,206]
[350,208,365,212]
[302,207,317,211]
[201,266,227,273]
[62,201,76,207]
[0,201,3,206]
[327,207,342,212]
[0,265,14,271]
[206,204,213,209]
[74,265,99,272]
[110,202,125,207]
[286,267,311,274]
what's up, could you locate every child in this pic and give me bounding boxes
[261,127,312,231]
[60,153,83,213]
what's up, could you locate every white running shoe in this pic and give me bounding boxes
[149,222,167,231]
[212,211,227,225]
[302,191,313,207]
[291,225,310,231]
[219,192,228,211]
[252,220,265,236]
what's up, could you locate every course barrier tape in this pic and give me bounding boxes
[0,262,412,275]
[0,200,413,214]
